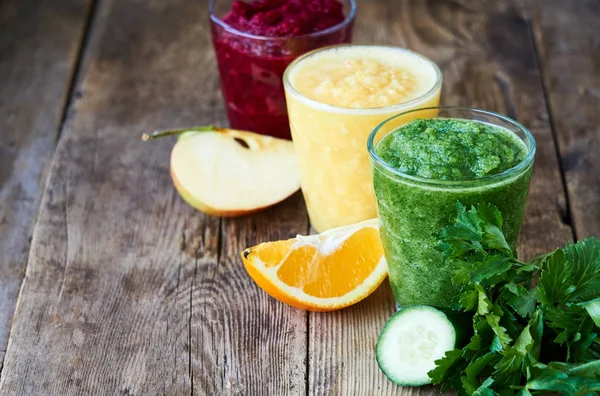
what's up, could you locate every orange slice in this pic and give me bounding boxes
[241,219,387,311]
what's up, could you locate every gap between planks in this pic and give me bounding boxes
[522,0,577,241]
[0,0,98,379]
[55,0,102,144]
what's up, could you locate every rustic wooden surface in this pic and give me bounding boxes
[0,0,596,395]
[529,0,600,240]
[308,1,574,395]
[0,0,93,368]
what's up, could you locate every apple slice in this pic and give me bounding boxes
[143,127,300,217]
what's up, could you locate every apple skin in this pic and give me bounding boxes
[170,161,297,218]
[145,126,300,218]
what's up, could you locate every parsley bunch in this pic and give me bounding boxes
[428,203,600,395]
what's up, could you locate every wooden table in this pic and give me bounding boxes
[1,0,598,394]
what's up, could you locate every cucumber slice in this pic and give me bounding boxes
[376,306,456,386]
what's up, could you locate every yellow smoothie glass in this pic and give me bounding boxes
[283,45,442,232]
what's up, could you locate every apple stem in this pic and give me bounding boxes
[142,126,224,141]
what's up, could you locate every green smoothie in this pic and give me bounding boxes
[369,112,535,308]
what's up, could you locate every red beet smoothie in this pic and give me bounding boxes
[210,0,353,139]
[223,0,345,37]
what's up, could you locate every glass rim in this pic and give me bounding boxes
[208,0,357,42]
[282,44,443,115]
[367,106,537,187]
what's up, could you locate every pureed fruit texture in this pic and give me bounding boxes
[373,118,533,308]
[284,45,441,232]
[211,0,352,139]
[223,0,345,36]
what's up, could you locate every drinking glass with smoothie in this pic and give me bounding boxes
[368,107,536,308]
[283,45,442,232]
[209,0,356,139]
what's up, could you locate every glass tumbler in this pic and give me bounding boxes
[368,107,536,308]
[209,0,356,139]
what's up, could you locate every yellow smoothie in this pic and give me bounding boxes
[283,45,442,232]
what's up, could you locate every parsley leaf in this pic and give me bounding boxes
[486,313,512,348]
[579,298,600,327]
[505,284,537,318]
[470,256,512,284]
[538,249,575,306]
[526,361,600,395]
[477,285,493,315]
[428,348,466,391]
[472,377,497,396]
[429,202,600,395]
[565,238,600,302]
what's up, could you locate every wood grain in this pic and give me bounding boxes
[0,0,586,395]
[308,0,573,394]
[529,0,600,239]
[1,0,311,393]
[0,0,223,393]
[0,0,93,368]
[190,194,309,395]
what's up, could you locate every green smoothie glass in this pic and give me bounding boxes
[368,107,536,308]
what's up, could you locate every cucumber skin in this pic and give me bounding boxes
[376,306,457,387]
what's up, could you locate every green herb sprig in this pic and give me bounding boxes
[428,202,600,395]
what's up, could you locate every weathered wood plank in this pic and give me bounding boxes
[308,0,573,394]
[185,0,309,393]
[191,195,308,395]
[0,0,227,393]
[1,0,310,393]
[1,0,583,395]
[0,0,93,368]
[529,0,600,239]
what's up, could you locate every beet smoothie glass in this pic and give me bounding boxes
[209,0,356,139]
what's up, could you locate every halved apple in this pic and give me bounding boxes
[143,127,300,217]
